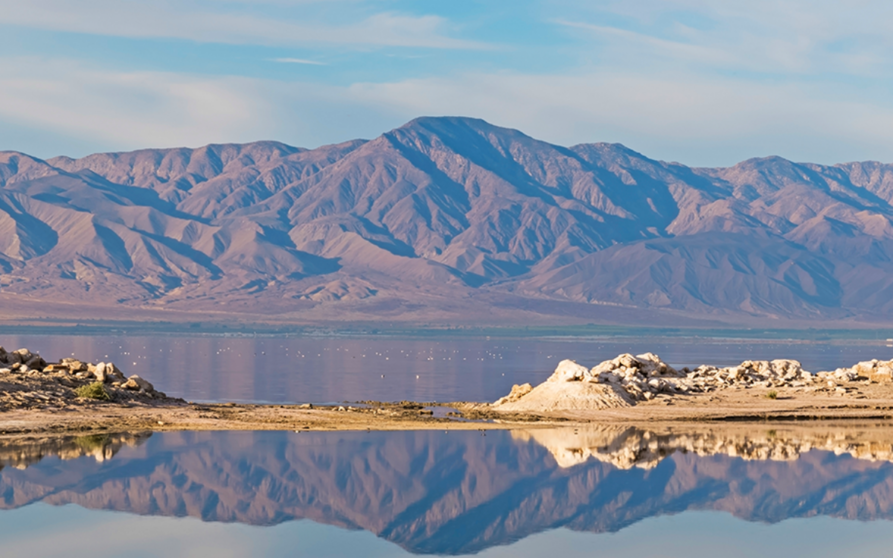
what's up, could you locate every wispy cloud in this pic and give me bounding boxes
[554,20,739,68]
[345,70,893,166]
[4,1,893,167]
[4,55,893,166]
[271,58,327,65]
[561,0,893,76]
[0,1,488,49]
[0,58,273,151]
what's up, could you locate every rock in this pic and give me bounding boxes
[94,362,108,383]
[618,354,638,368]
[870,365,893,384]
[492,352,890,412]
[123,375,154,392]
[13,349,32,363]
[106,363,126,382]
[24,355,45,370]
[494,383,533,405]
[550,360,589,382]
[61,359,87,373]
[0,345,177,409]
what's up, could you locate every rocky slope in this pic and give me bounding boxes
[494,353,893,413]
[4,117,893,324]
[0,345,175,411]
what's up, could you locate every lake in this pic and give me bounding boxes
[3,426,893,557]
[3,333,893,557]
[2,334,891,403]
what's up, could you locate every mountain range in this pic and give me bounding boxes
[3,116,893,326]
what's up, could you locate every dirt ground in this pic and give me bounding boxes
[3,380,893,439]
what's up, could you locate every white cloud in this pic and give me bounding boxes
[0,58,275,151]
[272,58,327,65]
[4,55,893,166]
[561,0,893,76]
[0,0,486,49]
[346,71,893,166]
[554,20,741,68]
[0,57,399,156]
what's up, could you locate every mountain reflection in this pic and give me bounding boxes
[2,425,893,554]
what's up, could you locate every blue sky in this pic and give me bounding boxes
[2,0,893,166]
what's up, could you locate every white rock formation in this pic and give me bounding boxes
[494,353,893,412]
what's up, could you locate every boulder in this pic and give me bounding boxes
[106,363,126,382]
[550,360,589,382]
[123,375,154,392]
[61,358,88,373]
[13,349,32,363]
[870,365,893,384]
[94,362,108,383]
[25,355,46,370]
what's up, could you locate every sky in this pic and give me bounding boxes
[5,503,893,558]
[2,0,893,166]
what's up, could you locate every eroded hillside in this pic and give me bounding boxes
[4,117,893,324]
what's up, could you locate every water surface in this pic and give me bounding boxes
[2,427,893,556]
[4,334,893,556]
[2,334,891,403]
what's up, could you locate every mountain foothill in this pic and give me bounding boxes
[2,116,893,325]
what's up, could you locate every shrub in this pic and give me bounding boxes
[75,382,111,401]
[766,390,778,400]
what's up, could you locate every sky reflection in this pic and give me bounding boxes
[2,427,893,556]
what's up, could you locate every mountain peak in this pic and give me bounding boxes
[3,121,893,325]
[392,116,534,142]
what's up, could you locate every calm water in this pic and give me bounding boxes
[2,334,892,403]
[4,334,893,556]
[2,428,893,557]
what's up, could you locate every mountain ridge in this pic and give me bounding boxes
[4,430,893,555]
[3,116,893,326]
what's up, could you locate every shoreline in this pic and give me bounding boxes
[4,347,893,438]
[5,384,893,439]
[4,319,893,342]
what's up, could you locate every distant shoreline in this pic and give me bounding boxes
[3,320,893,342]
